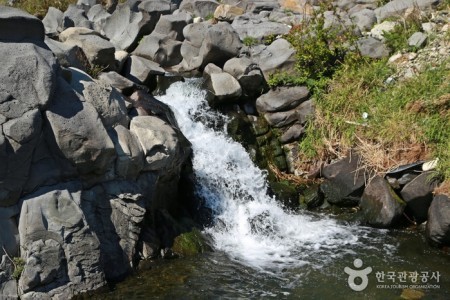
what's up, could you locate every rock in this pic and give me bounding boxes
[130,116,181,171]
[421,22,436,34]
[203,63,222,79]
[133,32,183,67]
[0,278,18,300]
[426,194,450,246]
[42,7,64,37]
[180,21,242,70]
[231,14,291,41]
[110,125,145,179]
[224,57,267,97]
[408,32,428,48]
[0,6,45,42]
[252,38,296,81]
[97,71,138,96]
[102,5,154,51]
[256,86,309,113]
[45,37,88,71]
[62,4,92,30]
[123,55,165,87]
[208,72,242,103]
[350,8,376,32]
[18,182,106,297]
[374,0,440,22]
[81,183,146,279]
[357,37,390,59]
[179,0,220,18]
[172,229,209,256]
[65,66,94,95]
[320,153,366,206]
[280,124,304,144]
[87,4,111,23]
[214,4,244,22]
[360,176,406,228]
[45,78,116,177]
[153,12,191,41]
[264,99,314,128]
[370,21,398,40]
[138,0,173,15]
[60,27,116,70]
[81,81,129,128]
[115,50,129,72]
[0,206,20,256]
[400,172,439,224]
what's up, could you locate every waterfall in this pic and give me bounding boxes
[158,79,390,271]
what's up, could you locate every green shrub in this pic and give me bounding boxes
[242,36,258,47]
[3,0,76,18]
[12,257,25,280]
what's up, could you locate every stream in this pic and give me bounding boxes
[94,79,449,299]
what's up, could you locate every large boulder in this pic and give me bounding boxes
[130,116,184,171]
[263,99,314,128]
[45,78,116,177]
[133,32,183,67]
[231,14,291,41]
[0,205,20,256]
[102,4,154,51]
[0,6,45,42]
[214,4,244,22]
[18,182,106,298]
[179,0,220,18]
[360,176,406,228]
[426,194,450,246]
[320,153,366,206]
[357,37,390,59]
[400,172,439,224]
[208,72,242,103]
[97,71,138,96]
[256,86,309,113]
[42,7,64,37]
[251,38,296,81]
[350,8,376,32]
[374,0,440,22]
[123,55,165,87]
[45,37,89,71]
[62,4,92,30]
[223,57,267,97]
[152,12,191,41]
[180,21,242,70]
[60,27,116,70]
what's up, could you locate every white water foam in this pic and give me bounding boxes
[158,79,389,271]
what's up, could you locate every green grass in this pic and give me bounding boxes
[1,0,76,18]
[242,36,258,47]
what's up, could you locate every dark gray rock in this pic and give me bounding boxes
[45,78,116,177]
[0,6,45,42]
[123,55,165,87]
[179,0,219,18]
[375,0,440,22]
[97,71,138,96]
[103,4,154,51]
[208,72,242,103]
[427,194,450,246]
[0,205,20,256]
[62,4,92,30]
[360,176,406,228]
[264,99,314,128]
[280,124,304,144]
[357,37,390,59]
[133,32,183,67]
[256,86,309,113]
[42,7,64,37]
[320,153,366,206]
[224,57,267,97]
[408,32,428,48]
[18,182,106,297]
[400,171,439,224]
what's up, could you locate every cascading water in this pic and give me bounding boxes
[158,79,392,271]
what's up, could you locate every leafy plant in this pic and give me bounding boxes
[12,257,25,280]
[242,36,258,47]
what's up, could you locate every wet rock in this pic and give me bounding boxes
[357,37,390,59]
[408,32,428,48]
[300,184,324,209]
[172,229,210,256]
[208,72,242,103]
[360,176,406,228]
[426,194,450,246]
[0,6,45,42]
[256,86,309,113]
[400,172,439,224]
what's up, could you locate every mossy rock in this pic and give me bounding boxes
[269,180,299,209]
[299,184,324,209]
[172,229,211,257]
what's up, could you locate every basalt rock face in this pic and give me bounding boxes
[0,7,192,299]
